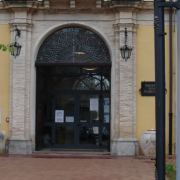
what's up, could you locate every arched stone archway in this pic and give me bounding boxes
[35,27,111,151]
[36,27,111,64]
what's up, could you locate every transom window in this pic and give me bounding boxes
[36,27,111,63]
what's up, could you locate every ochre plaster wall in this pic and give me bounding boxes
[136,25,177,155]
[0,25,10,143]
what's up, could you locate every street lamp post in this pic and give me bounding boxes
[177,10,180,180]
[154,0,166,179]
[154,0,180,179]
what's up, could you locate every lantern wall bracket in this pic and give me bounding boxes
[15,26,21,38]
[119,27,133,61]
[10,25,22,58]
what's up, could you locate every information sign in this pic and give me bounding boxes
[55,110,64,123]
[141,82,155,96]
[66,116,74,122]
[90,98,99,111]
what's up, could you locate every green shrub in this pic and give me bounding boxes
[166,163,176,180]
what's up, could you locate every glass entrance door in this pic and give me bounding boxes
[49,92,110,149]
[78,93,110,149]
[36,66,110,150]
[55,94,75,147]
[78,94,100,148]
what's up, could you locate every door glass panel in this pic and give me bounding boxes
[44,93,52,122]
[55,67,80,74]
[38,67,53,91]
[79,126,99,145]
[54,76,79,90]
[45,76,53,91]
[103,94,110,123]
[102,126,110,146]
[102,67,111,75]
[43,126,52,145]
[102,76,110,90]
[79,95,99,123]
[55,94,74,123]
[73,75,101,90]
[55,126,74,144]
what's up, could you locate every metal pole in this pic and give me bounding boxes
[177,9,180,180]
[169,4,173,155]
[154,0,166,179]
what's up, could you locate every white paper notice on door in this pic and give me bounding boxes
[93,127,99,134]
[55,110,64,123]
[90,98,99,111]
[66,116,74,123]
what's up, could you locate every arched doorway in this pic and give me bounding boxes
[35,27,111,151]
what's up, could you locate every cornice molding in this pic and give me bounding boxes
[113,23,138,33]
[0,1,155,12]
[9,22,34,32]
[1,0,49,11]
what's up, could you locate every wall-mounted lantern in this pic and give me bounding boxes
[10,25,21,58]
[119,28,133,61]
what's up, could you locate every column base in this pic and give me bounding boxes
[111,138,139,156]
[6,137,32,154]
[0,131,5,154]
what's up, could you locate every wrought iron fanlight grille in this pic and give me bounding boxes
[36,27,111,63]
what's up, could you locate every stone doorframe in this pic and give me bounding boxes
[6,13,138,155]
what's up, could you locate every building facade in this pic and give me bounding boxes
[0,0,177,155]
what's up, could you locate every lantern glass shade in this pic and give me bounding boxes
[120,46,132,61]
[10,42,21,58]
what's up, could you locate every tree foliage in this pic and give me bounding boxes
[0,44,15,52]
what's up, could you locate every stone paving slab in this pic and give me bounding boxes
[0,156,157,180]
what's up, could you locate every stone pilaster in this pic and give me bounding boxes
[112,24,120,140]
[119,24,134,139]
[6,8,33,154]
[111,10,139,155]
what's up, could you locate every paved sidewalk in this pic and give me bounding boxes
[0,156,156,180]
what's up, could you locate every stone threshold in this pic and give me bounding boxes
[0,154,176,160]
[32,148,110,155]
[0,154,155,159]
